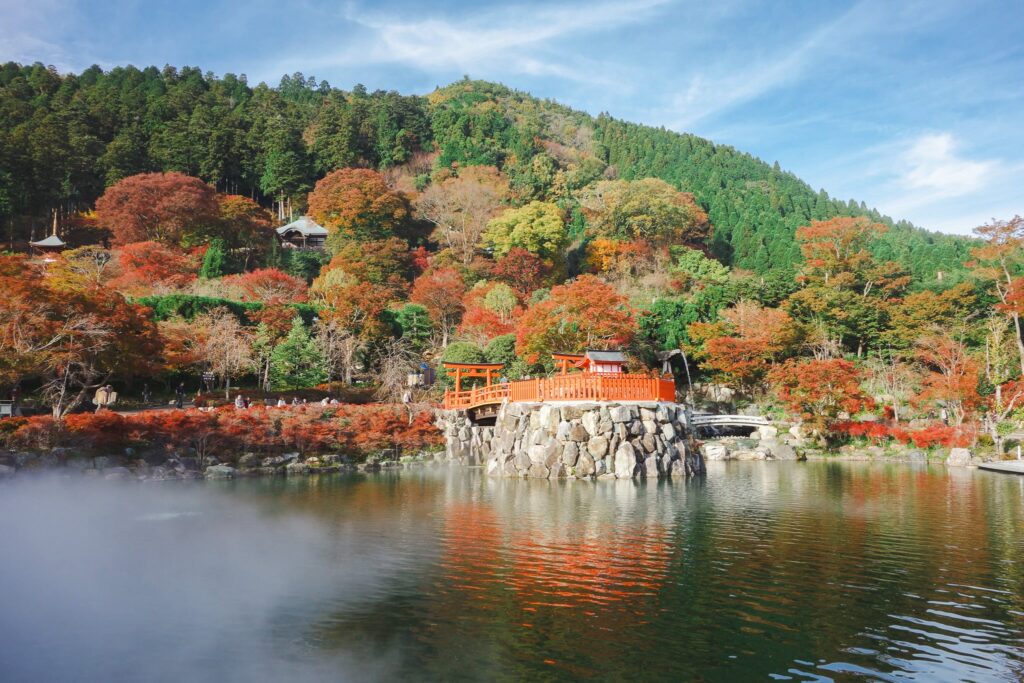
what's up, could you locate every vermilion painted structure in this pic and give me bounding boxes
[443,352,676,411]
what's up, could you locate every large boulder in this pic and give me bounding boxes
[614,442,638,479]
[609,406,633,423]
[568,423,590,442]
[701,441,730,460]
[486,457,502,476]
[642,454,660,478]
[587,435,609,459]
[946,448,972,467]
[581,411,601,437]
[767,441,798,460]
[238,453,260,468]
[561,442,580,466]
[560,406,585,421]
[103,467,133,480]
[204,465,237,479]
[757,425,779,440]
[576,453,596,478]
[285,462,310,476]
[528,462,550,478]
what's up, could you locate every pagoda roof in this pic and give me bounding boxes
[30,235,66,247]
[276,216,328,237]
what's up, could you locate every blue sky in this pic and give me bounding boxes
[3,0,1022,235]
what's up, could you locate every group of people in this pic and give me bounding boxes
[232,395,342,410]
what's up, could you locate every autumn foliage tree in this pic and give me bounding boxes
[458,281,522,345]
[515,275,636,359]
[415,165,509,264]
[95,172,220,246]
[307,168,411,246]
[769,358,872,436]
[913,329,981,426]
[410,267,467,347]
[973,215,1024,374]
[492,247,553,295]
[577,178,709,248]
[688,301,796,395]
[216,194,275,268]
[223,268,308,304]
[109,241,200,295]
[0,254,161,417]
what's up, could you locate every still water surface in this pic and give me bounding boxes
[1,462,1022,682]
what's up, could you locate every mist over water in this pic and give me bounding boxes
[1,464,1022,682]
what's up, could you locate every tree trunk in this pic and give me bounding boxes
[1012,312,1024,377]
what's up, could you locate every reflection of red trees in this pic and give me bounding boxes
[507,529,674,609]
[438,499,674,612]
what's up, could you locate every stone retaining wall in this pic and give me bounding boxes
[439,401,704,480]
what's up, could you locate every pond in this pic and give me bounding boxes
[1,462,1022,682]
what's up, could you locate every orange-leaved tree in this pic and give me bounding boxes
[913,329,981,427]
[515,275,636,359]
[223,268,308,304]
[217,194,275,268]
[768,358,871,435]
[688,300,796,396]
[110,241,200,295]
[95,172,220,246]
[975,215,1024,374]
[411,267,467,348]
[307,168,411,245]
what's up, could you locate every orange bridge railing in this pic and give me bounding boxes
[443,374,676,411]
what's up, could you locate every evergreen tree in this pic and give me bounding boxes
[199,238,225,278]
[268,317,327,389]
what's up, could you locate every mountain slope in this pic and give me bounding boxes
[0,64,973,281]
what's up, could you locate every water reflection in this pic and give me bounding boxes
[1,463,1022,682]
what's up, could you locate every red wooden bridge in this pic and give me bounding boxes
[442,352,676,413]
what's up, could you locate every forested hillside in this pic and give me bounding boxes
[3,62,1023,456]
[0,63,972,279]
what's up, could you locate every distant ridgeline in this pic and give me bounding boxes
[0,63,973,283]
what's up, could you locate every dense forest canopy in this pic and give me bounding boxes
[0,62,973,281]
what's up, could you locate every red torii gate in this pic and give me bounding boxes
[443,362,506,394]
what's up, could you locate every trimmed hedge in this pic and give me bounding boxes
[134,294,319,325]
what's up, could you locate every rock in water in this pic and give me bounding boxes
[701,441,730,460]
[204,464,237,479]
[614,442,637,479]
[946,448,972,467]
[576,453,596,477]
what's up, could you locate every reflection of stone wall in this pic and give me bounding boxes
[440,402,704,479]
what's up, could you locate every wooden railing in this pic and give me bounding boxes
[443,374,676,410]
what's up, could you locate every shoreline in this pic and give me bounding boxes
[1,446,1014,482]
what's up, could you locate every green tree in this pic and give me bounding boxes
[485,201,567,261]
[269,317,328,389]
[393,303,433,352]
[199,238,225,279]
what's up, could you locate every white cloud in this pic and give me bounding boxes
[313,0,670,85]
[900,132,996,196]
